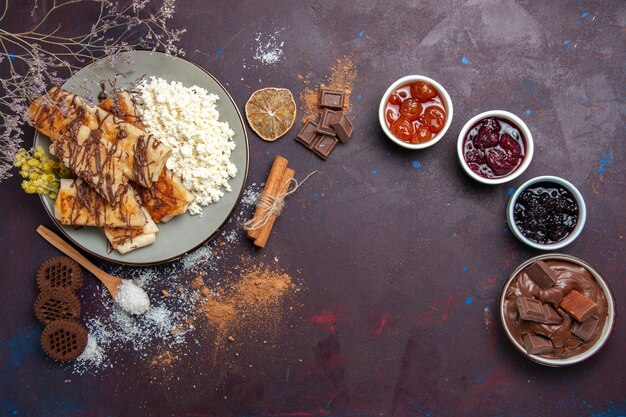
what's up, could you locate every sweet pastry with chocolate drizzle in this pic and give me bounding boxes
[50,124,131,206]
[99,90,195,222]
[54,178,147,228]
[28,87,172,187]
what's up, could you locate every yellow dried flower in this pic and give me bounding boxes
[13,146,70,199]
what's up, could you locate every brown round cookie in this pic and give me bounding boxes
[34,288,81,325]
[40,319,88,361]
[36,256,83,293]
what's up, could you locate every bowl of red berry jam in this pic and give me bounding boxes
[379,75,453,149]
[507,176,587,250]
[457,111,534,184]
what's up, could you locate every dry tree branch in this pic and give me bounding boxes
[0,0,186,182]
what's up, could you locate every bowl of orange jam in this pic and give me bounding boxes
[379,75,453,149]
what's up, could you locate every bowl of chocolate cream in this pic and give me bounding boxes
[500,254,615,366]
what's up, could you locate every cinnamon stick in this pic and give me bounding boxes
[253,167,295,248]
[247,155,288,240]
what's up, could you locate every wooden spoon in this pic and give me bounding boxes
[36,225,124,299]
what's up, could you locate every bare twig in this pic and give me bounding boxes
[0,0,185,182]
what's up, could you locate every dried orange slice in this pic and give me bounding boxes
[245,88,296,142]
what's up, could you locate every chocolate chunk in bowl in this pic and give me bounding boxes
[499,254,615,366]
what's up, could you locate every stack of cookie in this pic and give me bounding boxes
[35,256,88,361]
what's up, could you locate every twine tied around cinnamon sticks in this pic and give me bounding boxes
[244,156,316,248]
[243,172,316,232]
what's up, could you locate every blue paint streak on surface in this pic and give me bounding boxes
[371,169,377,175]
[461,55,470,65]
[598,153,612,173]
[216,49,223,56]
[8,53,15,61]
[285,367,290,382]
[465,297,473,305]
[524,79,540,93]
[1,329,54,416]
[507,187,517,196]
[4,328,38,367]
[582,11,590,18]
[564,39,572,46]
[582,94,589,100]
[474,375,486,384]
[412,160,422,169]
[591,402,626,417]
[358,30,365,38]
[525,109,532,116]
[463,266,469,272]
[0,398,19,417]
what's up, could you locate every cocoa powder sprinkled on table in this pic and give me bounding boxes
[236,265,293,306]
[191,276,205,289]
[202,297,236,327]
[149,350,176,368]
[299,54,357,124]
[198,263,295,339]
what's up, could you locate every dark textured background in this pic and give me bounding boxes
[1,1,624,416]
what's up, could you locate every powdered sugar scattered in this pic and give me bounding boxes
[240,183,261,206]
[181,244,215,272]
[71,275,198,374]
[253,30,285,65]
[74,334,105,373]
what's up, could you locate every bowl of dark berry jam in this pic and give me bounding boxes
[457,111,533,184]
[507,176,587,250]
[379,75,453,149]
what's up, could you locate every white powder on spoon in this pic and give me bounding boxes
[115,280,150,315]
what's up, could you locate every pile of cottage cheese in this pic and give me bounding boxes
[135,77,237,215]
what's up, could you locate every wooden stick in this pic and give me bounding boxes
[253,167,295,248]
[247,155,288,240]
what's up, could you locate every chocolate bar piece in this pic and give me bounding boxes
[319,88,344,110]
[542,305,563,324]
[571,316,600,342]
[330,111,353,143]
[560,290,597,322]
[525,260,558,288]
[522,333,553,355]
[316,109,338,136]
[312,134,338,160]
[516,297,562,324]
[295,121,319,148]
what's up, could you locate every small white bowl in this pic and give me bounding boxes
[457,110,534,184]
[378,75,453,150]
[507,175,586,250]
[500,254,615,367]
